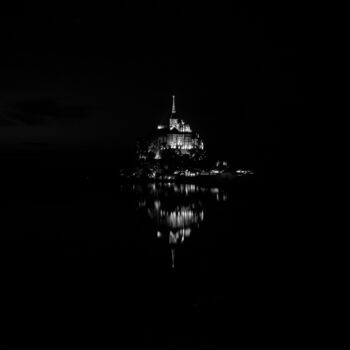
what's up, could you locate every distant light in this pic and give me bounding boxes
[236,169,254,175]
[157,231,162,238]
[184,228,191,237]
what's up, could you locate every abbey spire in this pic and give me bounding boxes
[172,94,176,114]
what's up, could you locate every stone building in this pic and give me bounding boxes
[142,95,204,159]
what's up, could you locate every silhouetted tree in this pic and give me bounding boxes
[160,147,182,171]
[189,144,206,163]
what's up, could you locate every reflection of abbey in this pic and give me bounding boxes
[147,95,204,159]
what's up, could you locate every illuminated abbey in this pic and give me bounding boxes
[146,95,204,159]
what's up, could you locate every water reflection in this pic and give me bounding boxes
[121,182,228,268]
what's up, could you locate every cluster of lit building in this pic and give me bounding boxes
[124,95,257,182]
[147,95,204,159]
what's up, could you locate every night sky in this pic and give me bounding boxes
[1,6,304,346]
[0,4,302,168]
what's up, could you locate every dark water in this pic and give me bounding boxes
[1,174,287,348]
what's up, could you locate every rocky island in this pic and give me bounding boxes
[120,95,254,183]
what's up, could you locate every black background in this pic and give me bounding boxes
[1,3,303,348]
